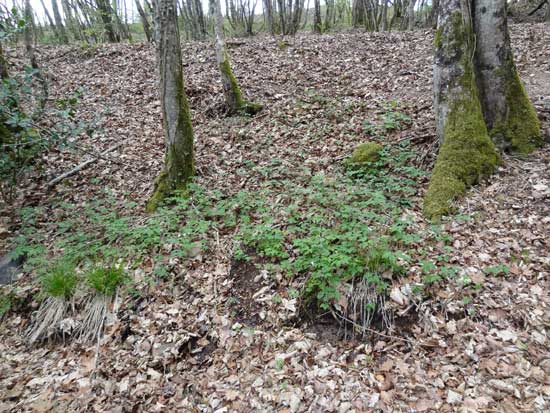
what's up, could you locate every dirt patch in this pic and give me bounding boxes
[227,249,270,326]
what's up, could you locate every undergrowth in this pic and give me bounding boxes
[12,134,460,333]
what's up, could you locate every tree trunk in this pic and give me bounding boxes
[325,0,334,30]
[0,42,8,82]
[424,0,498,219]
[51,0,69,43]
[24,0,38,69]
[135,0,152,41]
[408,0,416,30]
[473,0,542,153]
[212,0,260,114]
[96,0,119,42]
[428,0,439,28]
[147,0,195,211]
[313,0,322,32]
[39,0,58,38]
[381,0,389,31]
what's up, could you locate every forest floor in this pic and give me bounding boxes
[0,24,549,412]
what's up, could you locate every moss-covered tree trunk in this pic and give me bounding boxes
[0,42,8,80]
[212,0,261,115]
[96,0,120,42]
[1,40,10,144]
[424,0,499,219]
[147,0,194,211]
[473,0,542,153]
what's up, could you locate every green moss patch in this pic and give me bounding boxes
[346,142,384,169]
[501,69,542,154]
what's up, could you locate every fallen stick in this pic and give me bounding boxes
[46,140,126,189]
[528,0,548,16]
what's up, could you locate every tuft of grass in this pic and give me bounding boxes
[86,264,126,296]
[40,262,78,299]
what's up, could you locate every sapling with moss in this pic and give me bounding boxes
[211,0,262,116]
[147,0,195,211]
[27,261,78,344]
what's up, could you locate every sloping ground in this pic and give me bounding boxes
[0,24,549,412]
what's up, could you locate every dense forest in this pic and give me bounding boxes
[0,0,549,412]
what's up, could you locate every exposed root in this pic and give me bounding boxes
[332,277,392,339]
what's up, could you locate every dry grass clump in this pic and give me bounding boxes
[27,261,77,345]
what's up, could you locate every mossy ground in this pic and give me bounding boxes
[346,142,384,169]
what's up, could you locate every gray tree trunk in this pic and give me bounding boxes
[325,0,334,30]
[24,0,38,69]
[39,0,58,37]
[212,0,260,115]
[381,0,389,31]
[425,0,498,219]
[313,0,322,32]
[135,0,152,41]
[147,0,194,211]
[213,0,242,113]
[51,0,69,43]
[473,0,542,153]
[408,0,416,30]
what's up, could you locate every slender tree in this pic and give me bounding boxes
[313,0,322,32]
[39,0,58,38]
[96,0,119,42]
[51,0,69,43]
[408,0,416,30]
[135,0,152,41]
[0,42,8,82]
[147,0,194,211]
[324,0,334,30]
[24,0,38,69]
[212,0,261,115]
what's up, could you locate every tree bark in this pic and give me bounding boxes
[135,0,152,41]
[51,0,69,43]
[424,0,499,219]
[147,0,195,211]
[96,0,120,42]
[325,0,334,30]
[24,0,38,70]
[212,0,261,115]
[381,0,389,31]
[473,0,542,153]
[313,0,322,32]
[408,0,416,30]
[429,0,439,28]
[0,44,7,81]
[39,0,58,38]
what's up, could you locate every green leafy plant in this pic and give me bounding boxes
[484,264,510,276]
